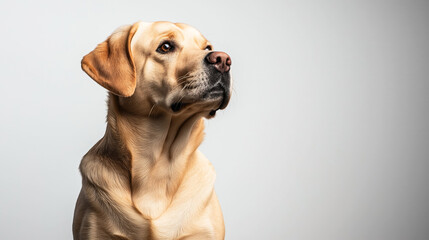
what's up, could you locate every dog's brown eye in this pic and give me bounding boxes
[161,43,171,52]
[205,45,213,51]
[157,42,174,53]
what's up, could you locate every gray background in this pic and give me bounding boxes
[1,0,428,239]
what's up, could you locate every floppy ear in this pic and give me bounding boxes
[81,23,139,97]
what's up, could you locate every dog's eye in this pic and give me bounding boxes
[205,45,213,51]
[157,42,174,54]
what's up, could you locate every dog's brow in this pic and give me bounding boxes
[194,37,209,49]
[163,32,177,39]
[156,31,184,43]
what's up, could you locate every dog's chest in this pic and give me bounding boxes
[136,154,217,239]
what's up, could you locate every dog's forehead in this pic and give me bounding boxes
[174,23,207,43]
[132,21,208,48]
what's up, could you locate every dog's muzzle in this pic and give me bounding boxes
[204,51,232,111]
[170,51,232,114]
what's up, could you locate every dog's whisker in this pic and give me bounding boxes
[148,104,157,117]
[176,72,194,83]
[170,75,197,93]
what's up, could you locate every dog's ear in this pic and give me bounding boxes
[81,23,139,97]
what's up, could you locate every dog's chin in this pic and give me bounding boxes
[169,86,230,117]
[202,85,231,113]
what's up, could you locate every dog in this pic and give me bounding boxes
[72,21,232,240]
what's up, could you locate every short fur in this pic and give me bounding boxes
[73,21,231,240]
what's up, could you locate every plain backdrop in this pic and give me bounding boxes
[1,0,428,239]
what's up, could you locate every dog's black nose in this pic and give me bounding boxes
[205,51,231,73]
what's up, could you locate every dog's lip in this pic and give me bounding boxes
[170,102,190,112]
[208,90,228,117]
[169,84,230,113]
[216,84,230,110]
[206,85,229,116]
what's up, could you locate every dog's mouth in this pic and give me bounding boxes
[206,84,230,110]
[170,102,189,112]
[170,84,230,114]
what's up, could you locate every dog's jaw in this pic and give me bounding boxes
[164,71,232,117]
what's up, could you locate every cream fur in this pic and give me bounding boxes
[73,21,229,240]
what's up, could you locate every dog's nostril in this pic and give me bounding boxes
[226,58,231,66]
[216,56,221,63]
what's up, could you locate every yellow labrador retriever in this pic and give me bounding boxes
[73,21,232,240]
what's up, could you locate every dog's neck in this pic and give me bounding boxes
[102,94,206,219]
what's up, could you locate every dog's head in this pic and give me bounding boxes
[81,21,232,117]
